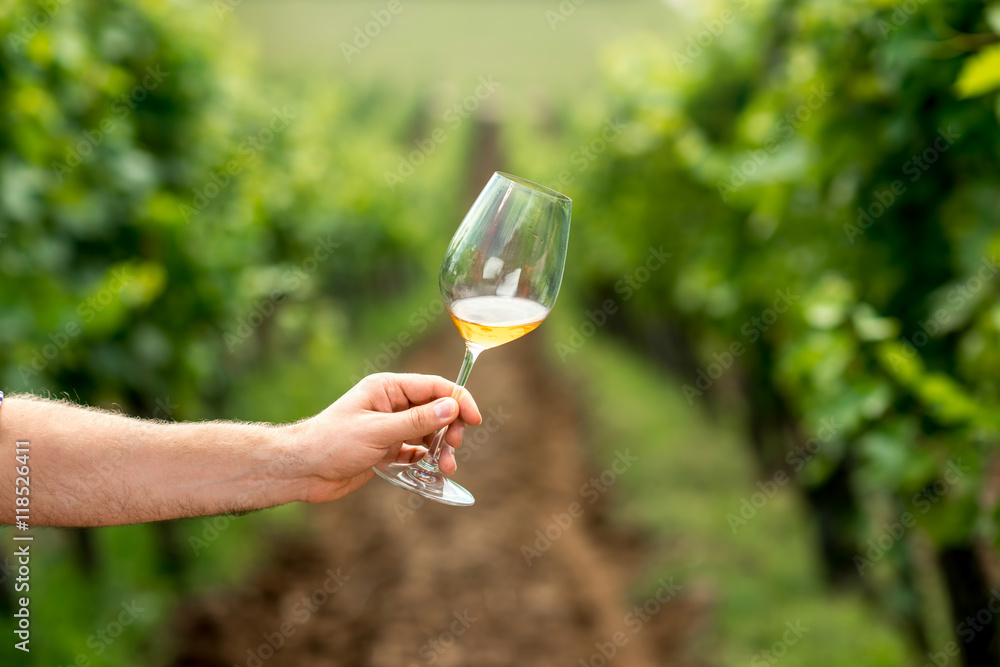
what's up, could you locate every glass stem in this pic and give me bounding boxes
[418,342,483,471]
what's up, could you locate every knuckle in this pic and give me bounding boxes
[361,373,389,390]
[407,406,427,433]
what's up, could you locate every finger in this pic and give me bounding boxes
[375,396,459,444]
[455,389,482,426]
[383,440,404,462]
[381,374,483,426]
[395,445,427,464]
[438,444,457,476]
[444,420,466,449]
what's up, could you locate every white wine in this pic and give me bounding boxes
[448,296,550,349]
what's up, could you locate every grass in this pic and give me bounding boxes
[560,331,915,666]
[0,503,308,667]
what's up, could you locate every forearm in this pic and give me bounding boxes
[0,396,307,527]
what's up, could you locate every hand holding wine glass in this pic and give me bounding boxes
[374,172,572,506]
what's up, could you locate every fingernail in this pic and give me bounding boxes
[434,398,456,419]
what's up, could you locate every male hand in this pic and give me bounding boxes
[288,373,482,503]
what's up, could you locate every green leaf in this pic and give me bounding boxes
[986,4,1000,35]
[853,303,898,341]
[956,44,1000,98]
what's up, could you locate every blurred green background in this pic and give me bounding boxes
[2,0,1000,664]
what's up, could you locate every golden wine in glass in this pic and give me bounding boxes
[373,172,572,506]
[448,296,549,348]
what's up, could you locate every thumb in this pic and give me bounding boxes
[381,397,458,443]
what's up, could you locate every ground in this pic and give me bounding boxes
[168,326,709,666]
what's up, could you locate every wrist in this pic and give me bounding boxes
[268,420,316,505]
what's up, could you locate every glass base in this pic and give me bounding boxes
[373,460,475,507]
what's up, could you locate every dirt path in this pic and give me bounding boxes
[169,326,706,666]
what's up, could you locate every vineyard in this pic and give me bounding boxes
[2,0,1000,665]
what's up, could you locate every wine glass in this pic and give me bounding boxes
[373,172,572,506]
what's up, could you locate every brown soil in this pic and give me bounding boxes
[169,327,709,666]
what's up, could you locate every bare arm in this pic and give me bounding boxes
[0,374,481,527]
